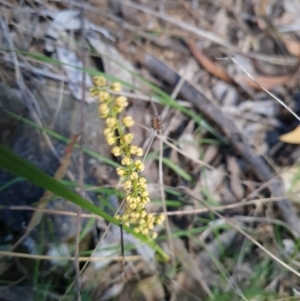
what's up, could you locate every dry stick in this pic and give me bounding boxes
[74,7,86,301]
[5,193,300,219]
[143,54,300,239]
[158,75,186,265]
[142,129,157,164]
[0,250,141,262]
[50,80,65,129]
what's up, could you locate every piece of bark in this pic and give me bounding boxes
[143,54,300,238]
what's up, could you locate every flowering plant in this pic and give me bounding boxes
[90,76,164,238]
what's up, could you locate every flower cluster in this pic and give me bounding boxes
[90,76,164,238]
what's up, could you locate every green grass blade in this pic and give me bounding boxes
[0,144,168,261]
[0,176,24,192]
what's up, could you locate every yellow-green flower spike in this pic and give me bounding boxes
[90,77,163,239]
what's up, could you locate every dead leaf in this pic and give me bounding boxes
[279,125,300,144]
[236,73,294,90]
[86,31,149,91]
[56,47,94,103]
[178,120,199,161]
[213,82,238,106]
[284,39,300,57]
[227,156,244,200]
[186,39,232,82]
[137,276,165,301]
[203,145,219,164]
[46,10,81,39]
[211,9,228,38]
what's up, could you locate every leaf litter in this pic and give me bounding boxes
[1,0,300,300]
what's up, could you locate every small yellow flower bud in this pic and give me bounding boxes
[151,232,158,239]
[103,128,112,136]
[115,96,128,108]
[107,136,116,145]
[134,226,140,234]
[141,190,149,197]
[126,195,133,203]
[147,214,154,222]
[106,117,117,128]
[122,133,134,144]
[142,197,150,204]
[123,180,132,191]
[138,177,147,185]
[121,156,132,166]
[89,87,98,97]
[100,111,109,119]
[135,147,143,156]
[98,103,109,115]
[110,82,122,92]
[141,228,149,235]
[148,223,154,230]
[116,167,126,176]
[135,160,145,171]
[141,210,147,218]
[130,203,137,209]
[105,131,115,139]
[114,106,123,113]
[122,116,134,127]
[130,145,138,155]
[122,214,129,221]
[94,76,107,87]
[130,216,137,223]
[98,90,111,102]
[130,172,139,180]
[156,214,165,225]
[111,146,121,156]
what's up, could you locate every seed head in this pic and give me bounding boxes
[151,115,163,130]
